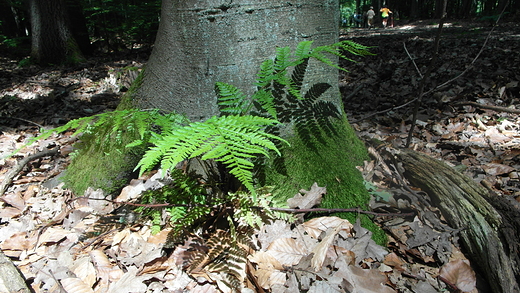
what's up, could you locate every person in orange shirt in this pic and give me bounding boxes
[380,6,392,28]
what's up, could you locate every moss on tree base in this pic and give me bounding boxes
[62,73,145,196]
[62,124,144,196]
[264,115,387,245]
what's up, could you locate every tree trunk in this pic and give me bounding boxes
[65,0,383,240]
[29,0,85,65]
[396,149,520,293]
[133,0,378,234]
[135,0,342,122]
[64,0,92,55]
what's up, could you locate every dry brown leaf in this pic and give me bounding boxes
[112,228,131,245]
[482,162,515,176]
[287,182,326,209]
[440,259,476,292]
[1,231,37,252]
[38,227,72,244]
[71,256,97,288]
[23,184,39,200]
[147,227,171,245]
[249,251,286,289]
[349,265,396,293]
[60,277,95,293]
[90,249,124,289]
[107,266,147,292]
[302,216,353,239]
[1,192,25,210]
[189,283,219,293]
[266,238,308,266]
[0,206,23,218]
[384,252,404,271]
[311,225,345,272]
[485,127,511,143]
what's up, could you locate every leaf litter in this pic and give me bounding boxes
[1,21,518,292]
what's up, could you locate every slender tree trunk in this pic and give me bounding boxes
[29,0,84,65]
[410,0,419,19]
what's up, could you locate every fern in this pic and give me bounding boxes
[5,109,186,159]
[216,82,251,116]
[135,115,288,197]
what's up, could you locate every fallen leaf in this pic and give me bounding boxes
[302,216,353,239]
[481,163,515,176]
[440,259,476,292]
[266,238,308,266]
[38,227,72,244]
[60,277,95,293]
[287,182,326,209]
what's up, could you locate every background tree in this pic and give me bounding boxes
[28,0,86,64]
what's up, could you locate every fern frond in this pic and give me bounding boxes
[294,40,314,59]
[274,46,292,72]
[135,115,288,195]
[255,59,275,88]
[310,40,374,71]
[251,89,277,119]
[216,82,251,115]
[290,58,309,93]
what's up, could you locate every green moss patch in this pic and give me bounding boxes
[264,115,387,245]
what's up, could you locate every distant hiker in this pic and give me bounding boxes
[380,6,392,28]
[352,13,362,27]
[366,7,375,29]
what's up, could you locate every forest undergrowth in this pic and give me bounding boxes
[0,20,519,292]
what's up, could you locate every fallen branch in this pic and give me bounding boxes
[454,101,520,114]
[266,207,415,217]
[0,249,31,293]
[73,197,414,218]
[396,148,519,293]
[0,148,60,196]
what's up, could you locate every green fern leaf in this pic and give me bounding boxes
[294,40,313,59]
[274,46,292,72]
[255,59,275,88]
[216,82,251,115]
[135,115,287,194]
[251,89,277,119]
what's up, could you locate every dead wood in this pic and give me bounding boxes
[0,148,59,196]
[395,149,520,293]
[455,101,520,114]
[0,249,31,292]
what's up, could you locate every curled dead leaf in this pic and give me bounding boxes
[440,259,476,292]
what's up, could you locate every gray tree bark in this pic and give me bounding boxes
[135,0,341,122]
[29,0,84,65]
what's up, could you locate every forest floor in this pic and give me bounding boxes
[0,20,519,292]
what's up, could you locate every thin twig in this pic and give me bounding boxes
[0,147,60,196]
[455,101,520,114]
[406,1,447,148]
[350,96,419,124]
[0,116,45,129]
[403,42,423,78]
[265,207,415,217]
[72,196,414,217]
